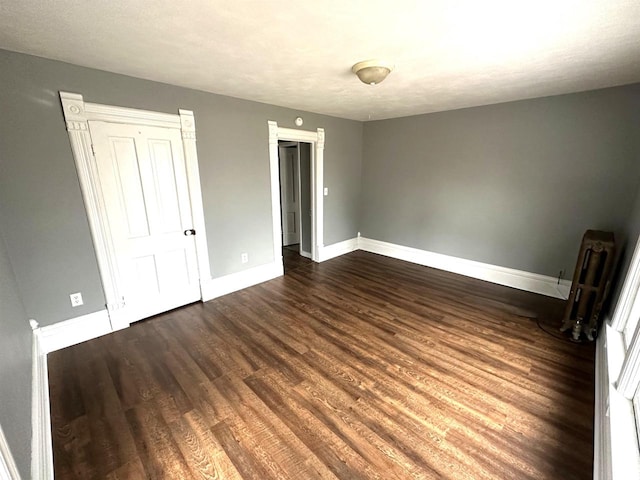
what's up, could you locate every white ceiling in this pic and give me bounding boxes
[1,1,639,121]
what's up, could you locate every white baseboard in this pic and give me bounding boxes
[39,310,112,354]
[358,237,570,300]
[30,323,54,480]
[0,424,21,480]
[201,261,284,301]
[317,238,359,262]
[556,279,571,299]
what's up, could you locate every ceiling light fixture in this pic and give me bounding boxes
[351,60,393,85]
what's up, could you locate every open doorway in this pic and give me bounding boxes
[267,121,325,272]
[278,141,313,273]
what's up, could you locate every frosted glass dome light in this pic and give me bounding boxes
[352,60,394,85]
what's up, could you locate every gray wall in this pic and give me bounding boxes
[609,186,640,316]
[361,85,640,278]
[300,142,312,254]
[0,49,362,326]
[0,227,33,478]
[1,46,638,329]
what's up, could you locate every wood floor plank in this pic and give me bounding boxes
[126,403,193,479]
[182,410,245,480]
[169,412,236,480]
[211,419,275,480]
[243,369,389,480]
[49,251,595,479]
[72,343,138,478]
[104,458,147,480]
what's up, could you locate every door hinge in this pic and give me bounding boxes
[91,144,96,156]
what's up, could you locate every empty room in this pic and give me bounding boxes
[1,1,640,479]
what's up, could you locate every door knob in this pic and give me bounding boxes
[184,229,196,236]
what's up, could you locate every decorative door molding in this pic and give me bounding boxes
[60,92,211,330]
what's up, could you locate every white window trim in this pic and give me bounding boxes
[598,234,640,479]
[618,324,640,398]
[611,236,640,331]
[603,325,640,479]
[613,235,640,396]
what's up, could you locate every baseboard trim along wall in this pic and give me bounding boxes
[317,238,359,262]
[31,323,54,480]
[39,310,112,354]
[37,261,287,352]
[35,236,573,356]
[201,260,284,301]
[358,237,570,300]
[34,236,572,355]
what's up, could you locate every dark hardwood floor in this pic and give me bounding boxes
[48,251,595,479]
[282,244,313,273]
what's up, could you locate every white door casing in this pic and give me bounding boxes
[60,92,211,330]
[90,121,201,322]
[278,145,301,246]
[296,145,304,248]
[0,423,20,480]
[268,121,324,263]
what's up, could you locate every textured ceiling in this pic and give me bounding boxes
[1,1,639,121]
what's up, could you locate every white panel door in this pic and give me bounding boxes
[279,145,300,246]
[89,121,201,323]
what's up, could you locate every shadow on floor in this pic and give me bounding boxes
[282,244,313,273]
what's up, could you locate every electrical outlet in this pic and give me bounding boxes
[323,187,329,196]
[241,253,249,264]
[70,292,83,307]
